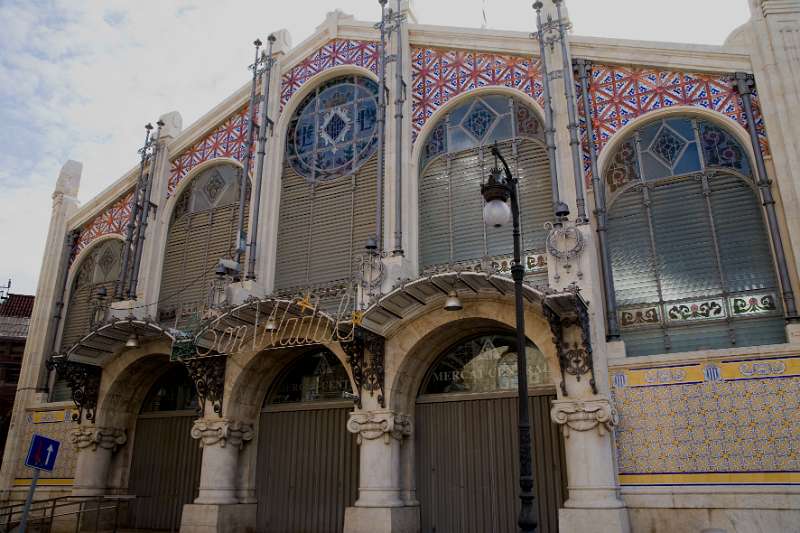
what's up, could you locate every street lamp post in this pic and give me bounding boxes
[481,144,538,532]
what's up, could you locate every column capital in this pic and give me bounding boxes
[347,410,411,445]
[191,418,254,449]
[70,426,127,453]
[550,396,617,438]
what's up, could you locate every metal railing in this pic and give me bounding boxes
[0,495,134,533]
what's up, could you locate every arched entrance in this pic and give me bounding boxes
[415,332,567,533]
[127,364,202,530]
[255,348,359,533]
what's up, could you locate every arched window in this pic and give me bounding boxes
[158,163,248,328]
[140,365,199,413]
[419,333,551,396]
[266,349,351,405]
[605,117,785,356]
[275,75,379,295]
[60,239,123,351]
[418,95,551,280]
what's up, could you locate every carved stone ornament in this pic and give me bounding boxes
[47,356,101,423]
[341,327,386,408]
[550,398,617,438]
[181,355,226,415]
[71,426,127,453]
[346,412,412,445]
[190,418,254,449]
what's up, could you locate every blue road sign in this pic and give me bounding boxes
[24,435,60,472]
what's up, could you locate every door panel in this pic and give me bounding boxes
[128,413,202,530]
[416,393,566,533]
[256,405,358,533]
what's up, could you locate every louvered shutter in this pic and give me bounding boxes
[607,189,659,307]
[450,150,488,262]
[418,157,451,269]
[275,155,377,292]
[650,179,721,301]
[516,139,552,253]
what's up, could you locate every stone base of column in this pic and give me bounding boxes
[559,507,631,533]
[343,506,419,533]
[179,503,256,533]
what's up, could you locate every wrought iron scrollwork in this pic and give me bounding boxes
[543,285,597,396]
[180,355,226,415]
[47,356,101,423]
[341,326,386,408]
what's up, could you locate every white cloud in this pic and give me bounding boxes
[0,0,752,294]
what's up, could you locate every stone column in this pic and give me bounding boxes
[0,161,82,497]
[179,417,256,533]
[343,410,418,533]
[71,426,127,497]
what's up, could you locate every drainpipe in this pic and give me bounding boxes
[734,72,798,321]
[392,0,405,255]
[576,59,620,339]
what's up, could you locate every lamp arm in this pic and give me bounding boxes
[490,145,515,184]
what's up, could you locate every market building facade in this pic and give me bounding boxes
[3,0,800,531]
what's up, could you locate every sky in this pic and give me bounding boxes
[0,0,751,295]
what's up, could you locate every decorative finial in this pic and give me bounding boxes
[254,38,262,47]
[267,33,276,43]
[145,123,153,131]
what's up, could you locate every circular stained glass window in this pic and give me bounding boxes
[286,76,379,181]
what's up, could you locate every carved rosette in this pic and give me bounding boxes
[190,418,254,449]
[70,426,127,453]
[550,398,617,438]
[347,412,412,445]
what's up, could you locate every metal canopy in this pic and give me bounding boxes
[64,317,175,367]
[361,271,554,337]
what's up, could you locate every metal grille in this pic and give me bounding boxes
[415,392,566,533]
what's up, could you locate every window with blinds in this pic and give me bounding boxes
[418,95,551,282]
[158,163,249,330]
[53,238,123,401]
[275,75,379,299]
[605,117,785,356]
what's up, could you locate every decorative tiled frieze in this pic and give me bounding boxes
[74,191,133,256]
[666,299,725,322]
[411,47,544,142]
[421,253,547,277]
[281,39,379,106]
[611,355,800,485]
[731,293,778,316]
[578,64,770,181]
[619,306,660,328]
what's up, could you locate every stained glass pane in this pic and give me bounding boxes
[268,350,351,404]
[699,121,751,176]
[462,100,497,141]
[286,76,379,181]
[606,139,640,192]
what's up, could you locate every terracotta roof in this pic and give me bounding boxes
[0,294,35,318]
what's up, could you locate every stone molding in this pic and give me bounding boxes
[190,418,254,449]
[347,411,412,445]
[550,398,617,438]
[70,426,127,453]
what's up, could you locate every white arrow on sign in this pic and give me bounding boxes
[44,445,53,466]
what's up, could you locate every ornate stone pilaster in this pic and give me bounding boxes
[70,425,127,497]
[550,398,617,438]
[191,418,254,449]
[347,411,412,445]
[192,418,254,505]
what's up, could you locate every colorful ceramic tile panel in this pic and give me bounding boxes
[74,190,134,256]
[16,410,79,480]
[280,39,379,107]
[167,105,252,195]
[611,355,800,485]
[411,47,544,142]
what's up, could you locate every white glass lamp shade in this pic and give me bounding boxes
[483,199,512,228]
